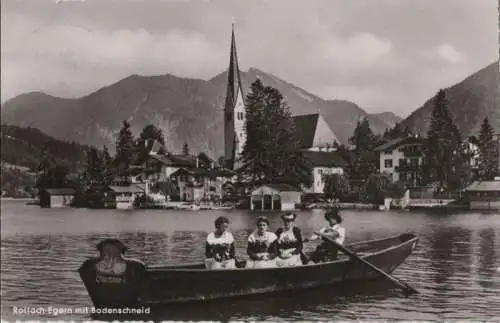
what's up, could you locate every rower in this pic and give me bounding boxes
[205,216,237,270]
[306,208,345,263]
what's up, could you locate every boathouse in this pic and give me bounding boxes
[250,184,302,211]
[465,179,500,210]
[39,188,76,208]
[108,185,145,209]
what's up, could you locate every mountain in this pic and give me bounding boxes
[2,68,400,158]
[1,124,90,171]
[1,124,91,197]
[400,61,500,138]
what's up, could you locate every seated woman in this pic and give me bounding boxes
[204,216,236,270]
[275,212,305,267]
[307,208,346,263]
[245,216,278,268]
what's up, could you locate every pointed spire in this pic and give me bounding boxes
[225,22,243,109]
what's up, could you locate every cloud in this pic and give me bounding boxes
[1,13,226,100]
[1,0,497,117]
[319,33,393,65]
[436,43,465,64]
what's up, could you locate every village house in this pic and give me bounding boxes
[465,178,500,210]
[170,167,234,202]
[301,151,349,194]
[107,185,145,209]
[374,136,425,185]
[39,188,76,208]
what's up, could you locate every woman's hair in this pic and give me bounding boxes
[97,238,127,253]
[214,216,230,228]
[281,212,297,221]
[324,208,342,223]
[256,216,269,225]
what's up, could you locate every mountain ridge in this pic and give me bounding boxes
[4,61,496,158]
[400,60,499,137]
[1,67,401,157]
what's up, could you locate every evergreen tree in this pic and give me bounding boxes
[383,123,412,140]
[182,141,190,156]
[137,124,165,173]
[36,164,70,190]
[115,120,136,177]
[423,90,463,190]
[83,147,102,186]
[349,118,379,180]
[241,79,311,187]
[477,117,498,180]
[101,146,114,185]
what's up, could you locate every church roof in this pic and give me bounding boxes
[225,25,244,109]
[292,113,339,149]
[302,151,349,167]
[292,114,320,149]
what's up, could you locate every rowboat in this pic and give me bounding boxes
[78,233,418,308]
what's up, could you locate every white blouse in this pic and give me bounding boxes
[315,224,346,244]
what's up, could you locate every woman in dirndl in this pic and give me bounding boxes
[204,216,237,269]
[275,212,305,267]
[245,216,278,268]
[308,208,346,263]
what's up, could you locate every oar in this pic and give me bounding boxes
[314,231,418,295]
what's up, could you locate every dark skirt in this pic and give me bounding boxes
[310,242,339,263]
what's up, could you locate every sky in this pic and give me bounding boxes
[1,0,498,117]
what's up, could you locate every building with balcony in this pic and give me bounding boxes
[374,136,425,185]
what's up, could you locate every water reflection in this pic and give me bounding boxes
[478,228,498,289]
[1,200,500,321]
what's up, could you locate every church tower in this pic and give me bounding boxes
[224,24,246,170]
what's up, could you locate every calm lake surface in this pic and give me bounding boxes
[1,199,499,321]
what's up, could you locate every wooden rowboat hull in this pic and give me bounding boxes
[79,233,418,307]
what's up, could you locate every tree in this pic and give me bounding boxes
[36,164,70,191]
[477,117,498,180]
[101,146,115,185]
[82,147,102,186]
[115,120,136,177]
[240,79,312,187]
[383,123,412,140]
[182,141,190,156]
[137,124,165,174]
[323,173,350,202]
[423,89,463,191]
[361,173,391,204]
[350,118,376,153]
[349,118,380,180]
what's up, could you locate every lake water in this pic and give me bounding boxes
[1,199,499,321]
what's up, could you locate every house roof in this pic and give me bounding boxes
[374,137,423,152]
[302,151,349,167]
[292,114,319,149]
[108,185,145,193]
[465,180,500,192]
[43,188,76,195]
[255,183,301,192]
[150,153,198,168]
[171,167,235,178]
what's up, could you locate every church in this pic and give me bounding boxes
[222,25,348,195]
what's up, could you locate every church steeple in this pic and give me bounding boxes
[225,24,244,109]
[224,23,246,170]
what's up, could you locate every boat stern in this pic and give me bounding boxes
[78,241,148,308]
